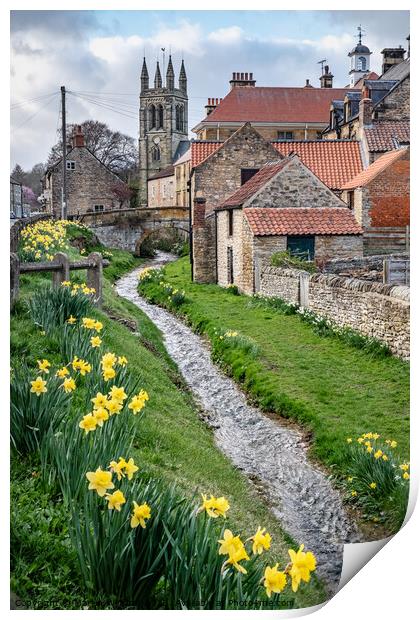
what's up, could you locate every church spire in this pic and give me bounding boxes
[166,54,175,90]
[141,57,149,92]
[179,59,187,93]
[154,61,162,88]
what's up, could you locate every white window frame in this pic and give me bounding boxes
[94,204,104,212]
[66,161,76,170]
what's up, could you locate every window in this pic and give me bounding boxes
[286,236,315,261]
[151,145,161,161]
[227,247,234,284]
[240,168,259,186]
[176,105,184,131]
[149,105,156,129]
[66,161,75,170]
[348,191,355,211]
[94,204,104,212]
[157,104,164,129]
[357,56,367,71]
[277,131,294,140]
[228,209,234,236]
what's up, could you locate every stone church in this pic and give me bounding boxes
[138,56,190,205]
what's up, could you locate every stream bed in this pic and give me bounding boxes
[115,252,360,591]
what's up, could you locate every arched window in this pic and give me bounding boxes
[149,105,156,129]
[151,145,161,161]
[157,104,164,129]
[357,56,367,71]
[176,105,184,131]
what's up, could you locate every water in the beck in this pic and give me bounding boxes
[115,252,360,591]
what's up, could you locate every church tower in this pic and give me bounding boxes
[138,56,189,205]
[348,26,372,87]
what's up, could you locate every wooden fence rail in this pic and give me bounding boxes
[383,258,410,286]
[10,252,109,308]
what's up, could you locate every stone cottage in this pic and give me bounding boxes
[42,126,131,218]
[341,147,409,253]
[214,156,363,294]
[147,165,175,208]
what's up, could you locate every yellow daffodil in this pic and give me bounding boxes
[90,335,102,348]
[218,529,249,574]
[366,446,373,454]
[263,564,287,598]
[105,490,126,511]
[351,490,357,497]
[403,472,410,480]
[124,457,139,480]
[78,361,91,376]
[37,359,51,374]
[117,356,128,367]
[109,458,127,481]
[67,315,77,325]
[91,392,108,409]
[390,440,397,448]
[357,437,364,444]
[108,385,127,403]
[86,467,114,496]
[103,367,116,381]
[94,321,103,333]
[382,454,388,461]
[82,317,96,330]
[101,352,117,368]
[347,477,354,482]
[106,398,123,415]
[30,376,47,396]
[61,377,76,393]
[199,494,230,518]
[249,526,271,555]
[56,367,69,378]
[61,281,71,287]
[131,502,151,528]
[346,438,352,443]
[93,407,109,426]
[372,433,380,440]
[79,413,98,434]
[374,450,383,459]
[369,482,377,489]
[287,544,317,592]
[400,463,409,471]
[128,390,149,414]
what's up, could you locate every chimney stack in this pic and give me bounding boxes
[304,79,313,88]
[359,98,373,128]
[381,46,406,75]
[205,97,222,116]
[72,124,85,148]
[319,65,334,88]
[229,71,256,89]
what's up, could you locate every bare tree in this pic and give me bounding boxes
[47,120,138,181]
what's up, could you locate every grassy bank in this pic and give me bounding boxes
[137,258,409,528]
[11,250,325,609]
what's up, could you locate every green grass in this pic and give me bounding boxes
[11,249,326,609]
[138,257,409,476]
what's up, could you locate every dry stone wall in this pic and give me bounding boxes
[260,265,409,359]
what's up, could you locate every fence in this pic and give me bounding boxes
[10,252,109,308]
[363,226,410,255]
[383,258,410,286]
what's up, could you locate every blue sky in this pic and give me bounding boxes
[10,10,409,169]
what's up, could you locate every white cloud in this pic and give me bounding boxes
[208,26,244,45]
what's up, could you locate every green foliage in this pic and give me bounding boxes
[28,285,94,332]
[270,251,317,273]
[65,222,95,242]
[226,284,240,295]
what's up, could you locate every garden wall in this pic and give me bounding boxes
[260,266,410,359]
[10,214,50,253]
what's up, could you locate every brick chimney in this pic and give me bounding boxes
[205,97,223,116]
[381,46,406,75]
[304,79,314,88]
[229,72,256,89]
[72,125,85,148]
[359,98,374,127]
[319,65,334,88]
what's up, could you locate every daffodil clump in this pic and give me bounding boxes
[198,493,316,599]
[157,281,186,307]
[212,327,261,362]
[343,432,409,527]
[137,267,164,283]
[19,219,70,262]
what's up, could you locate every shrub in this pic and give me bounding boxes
[226,284,240,296]
[270,251,317,274]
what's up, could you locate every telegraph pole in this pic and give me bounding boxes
[61,85,67,220]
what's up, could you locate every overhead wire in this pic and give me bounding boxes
[68,91,138,120]
[13,93,59,131]
[10,91,58,111]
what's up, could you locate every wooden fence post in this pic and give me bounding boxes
[52,252,70,288]
[87,252,103,307]
[10,253,20,306]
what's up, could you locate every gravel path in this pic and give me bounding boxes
[115,253,360,592]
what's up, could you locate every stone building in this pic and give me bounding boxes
[42,126,130,218]
[214,157,362,294]
[173,147,191,207]
[138,56,190,205]
[191,123,283,283]
[342,147,409,252]
[147,165,175,208]
[192,72,355,142]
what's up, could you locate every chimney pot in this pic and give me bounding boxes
[306,79,310,86]
[241,72,244,80]
[250,72,253,80]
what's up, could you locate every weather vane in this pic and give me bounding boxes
[356,25,366,45]
[317,58,327,73]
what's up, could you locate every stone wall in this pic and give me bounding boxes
[92,224,141,253]
[260,265,409,358]
[323,253,409,280]
[10,214,50,252]
[315,235,364,260]
[376,77,410,121]
[248,157,347,210]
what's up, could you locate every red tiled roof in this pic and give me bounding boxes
[342,148,408,190]
[216,159,292,209]
[353,72,379,88]
[191,141,223,168]
[201,87,358,124]
[244,207,362,236]
[272,140,363,190]
[364,120,410,152]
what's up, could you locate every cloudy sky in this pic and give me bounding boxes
[10,9,409,170]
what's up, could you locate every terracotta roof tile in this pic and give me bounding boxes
[342,148,408,190]
[191,141,223,168]
[364,120,410,152]
[244,207,362,236]
[272,140,363,190]
[201,86,358,124]
[216,159,292,209]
